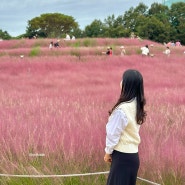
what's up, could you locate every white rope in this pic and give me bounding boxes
[0,171,108,178]
[137,177,161,185]
[0,171,161,185]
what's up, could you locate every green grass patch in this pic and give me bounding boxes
[29,47,40,57]
[0,52,6,57]
[70,49,80,57]
[83,39,97,47]
[0,177,54,185]
[0,175,107,185]
[33,40,45,47]
[71,40,81,48]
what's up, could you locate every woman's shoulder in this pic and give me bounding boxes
[109,108,128,122]
[117,99,137,112]
[118,98,136,107]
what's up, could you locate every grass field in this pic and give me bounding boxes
[0,38,185,185]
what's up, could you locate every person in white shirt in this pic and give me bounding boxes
[64,34,70,41]
[141,45,149,56]
[163,46,171,56]
[49,41,53,50]
[104,69,147,185]
[120,46,126,56]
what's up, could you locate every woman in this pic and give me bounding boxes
[104,69,147,185]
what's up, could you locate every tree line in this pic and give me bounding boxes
[1,2,185,44]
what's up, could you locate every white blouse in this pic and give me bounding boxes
[105,109,128,154]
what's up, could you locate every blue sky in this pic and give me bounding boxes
[0,0,161,36]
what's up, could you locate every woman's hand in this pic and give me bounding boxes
[104,153,112,163]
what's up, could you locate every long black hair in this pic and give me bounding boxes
[109,69,146,125]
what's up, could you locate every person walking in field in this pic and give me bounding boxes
[104,69,147,185]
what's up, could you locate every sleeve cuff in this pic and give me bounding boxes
[105,148,113,154]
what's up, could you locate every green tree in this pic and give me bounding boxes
[148,3,172,42]
[148,3,169,24]
[114,15,130,37]
[102,14,130,38]
[84,15,129,38]
[169,2,185,44]
[84,19,104,37]
[176,21,185,44]
[169,2,185,28]
[26,13,78,38]
[103,15,116,37]
[0,29,11,40]
[122,3,148,34]
[103,15,118,37]
[71,27,83,38]
[137,16,168,42]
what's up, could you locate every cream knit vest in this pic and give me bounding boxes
[114,99,141,153]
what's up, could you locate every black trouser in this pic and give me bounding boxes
[106,150,139,185]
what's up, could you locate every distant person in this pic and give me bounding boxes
[137,36,142,41]
[120,46,126,56]
[72,35,76,40]
[164,41,174,47]
[109,47,113,55]
[130,32,136,39]
[104,69,147,185]
[171,41,175,47]
[175,40,181,47]
[166,41,171,47]
[141,45,149,56]
[163,46,170,56]
[64,34,70,41]
[49,41,53,50]
[102,47,112,56]
[54,40,60,48]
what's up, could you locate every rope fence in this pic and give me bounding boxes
[0,171,161,185]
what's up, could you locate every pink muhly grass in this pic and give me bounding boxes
[0,48,31,57]
[0,57,116,173]
[0,39,37,49]
[1,38,185,58]
[0,40,184,184]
